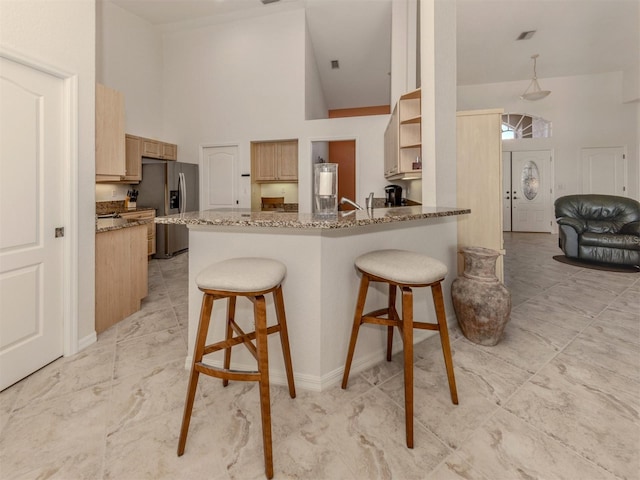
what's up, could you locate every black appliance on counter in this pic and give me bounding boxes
[385,184,403,207]
[137,159,199,258]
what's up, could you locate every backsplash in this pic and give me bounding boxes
[96,201,126,215]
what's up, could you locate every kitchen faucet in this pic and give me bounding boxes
[339,197,363,210]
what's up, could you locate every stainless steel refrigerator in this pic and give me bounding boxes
[137,159,199,258]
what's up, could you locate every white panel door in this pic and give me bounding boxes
[581,147,627,196]
[201,146,237,210]
[511,150,552,233]
[502,151,512,231]
[0,57,65,390]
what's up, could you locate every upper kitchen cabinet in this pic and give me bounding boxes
[124,134,143,182]
[140,137,178,161]
[384,88,422,180]
[251,140,298,182]
[96,83,126,182]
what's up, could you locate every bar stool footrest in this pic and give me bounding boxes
[196,362,261,382]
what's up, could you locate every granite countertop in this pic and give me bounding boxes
[155,205,470,230]
[96,217,153,233]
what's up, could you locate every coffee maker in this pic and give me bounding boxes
[384,184,403,207]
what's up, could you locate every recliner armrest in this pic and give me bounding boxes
[557,216,586,234]
[620,221,640,236]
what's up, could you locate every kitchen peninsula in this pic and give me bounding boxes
[156,206,470,391]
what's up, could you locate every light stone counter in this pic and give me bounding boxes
[95,217,153,234]
[154,205,469,229]
[155,206,470,392]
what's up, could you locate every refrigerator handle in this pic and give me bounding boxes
[179,172,186,214]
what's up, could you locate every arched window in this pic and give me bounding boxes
[502,113,551,140]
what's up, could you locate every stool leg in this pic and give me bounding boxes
[432,281,458,405]
[273,285,296,398]
[178,293,214,456]
[254,294,274,479]
[401,286,414,448]
[386,284,397,361]
[222,296,236,387]
[342,274,370,389]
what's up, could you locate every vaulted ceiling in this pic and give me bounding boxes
[108,0,639,108]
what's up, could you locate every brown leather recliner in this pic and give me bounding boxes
[554,194,640,267]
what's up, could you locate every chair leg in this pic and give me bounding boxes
[432,281,458,405]
[401,286,414,449]
[222,296,236,387]
[254,294,274,479]
[273,285,296,399]
[178,293,214,456]
[386,284,396,361]
[342,274,370,389]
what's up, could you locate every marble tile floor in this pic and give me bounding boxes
[1,233,638,479]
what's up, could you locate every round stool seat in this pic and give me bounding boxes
[196,257,286,293]
[355,249,447,285]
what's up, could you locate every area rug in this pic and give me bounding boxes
[552,255,639,273]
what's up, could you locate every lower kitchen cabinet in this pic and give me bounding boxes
[119,209,156,256]
[95,225,148,334]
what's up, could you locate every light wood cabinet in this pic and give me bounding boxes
[456,109,504,281]
[95,83,126,181]
[141,137,178,161]
[95,225,148,334]
[124,134,142,182]
[251,140,298,182]
[384,88,422,180]
[119,209,156,256]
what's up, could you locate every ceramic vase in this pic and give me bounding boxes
[451,247,511,346]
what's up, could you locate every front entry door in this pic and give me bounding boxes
[0,56,66,390]
[511,150,552,233]
[503,151,512,231]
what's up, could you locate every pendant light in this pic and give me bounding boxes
[520,54,551,101]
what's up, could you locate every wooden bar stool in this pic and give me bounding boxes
[342,249,458,448]
[177,257,296,479]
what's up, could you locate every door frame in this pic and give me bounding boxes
[309,135,360,212]
[1,47,79,356]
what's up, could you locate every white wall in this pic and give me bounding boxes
[0,0,96,341]
[160,8,393,211]
[97,0,163,140]
[458,71,640,200]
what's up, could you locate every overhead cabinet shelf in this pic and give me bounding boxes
[384,88,422,180]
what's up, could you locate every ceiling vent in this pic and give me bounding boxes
[517,30,536,40]
[261,0,280,4]
[331,60,340,69]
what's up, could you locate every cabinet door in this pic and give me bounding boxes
[384,106,399,176]
[141,138,162,159]
[95,83,125,178]
[253,142,277,181]
[161,143,177,161]
[124,135,142,182]
[277,141,298,181]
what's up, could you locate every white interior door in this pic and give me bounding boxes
[511,150,552,233]
[581,147,627,196]
[0,56,65,390]
[502,151,512,231]
[201,146,238,210]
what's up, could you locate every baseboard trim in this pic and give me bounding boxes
[76,331,97,352]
